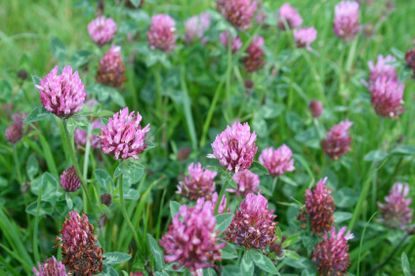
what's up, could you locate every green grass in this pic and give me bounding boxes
[0,0,414,275]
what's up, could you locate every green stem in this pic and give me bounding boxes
[61,119,91,212]
[12,145,22,184]
[271,177,279,201]
[180,65,197,150]
[200,80,225,147]
[346,37,358,73]
[118,173,140,249]
[33,190,41,264]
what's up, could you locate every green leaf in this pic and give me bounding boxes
[401,252,411,276]
[215,213,233,232]
[129,0,141,7]
[65,194,73,210]
[101,264,119,276]
[364,150,388,162]
[240,251,254,276]
[203,268,217,276]
[114,160,145,186]
[25,106,51,124]
[26,154,39,180]
[103,252,132,265]
[0,177,7,188]
[30,173,62,203]
[147,234,164,270]
[94,168,113,191]
[391,145,415,156]
[221,244,238,260]
[169,201,181,218]
[334,211,353,224]
[25,201,53,216]
[222,265,241,276]
[247,250,278,275]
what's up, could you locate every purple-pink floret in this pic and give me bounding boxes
[59,211,103,274]
[36,66,86,118]
[147,14,176,52]
[87,16,117,46]
[225,193,277,249]
[177,162,217,201]
[370,77,404,118]
[185,12,211,43]
[322,120,352,160]
[367,56,404,118]
[243,36,265,73]
[219,31,242,53]
[101,107,150,160]
[259,144,295,176]
[312,227,353,276]
[309,100,323,118]
[210,122,257,172]
[368,55,397,85]
[5,113,26,144]
[378,183,413,229]
[160,199,224,273]
[333,1,360,41]
[33,256,67,276]
[305,177,335,234]
[294,27,317,49]
[278,3,303,30]
[217,0,257,30]
[60,166,81,192]
[228,169,260,196]
[75,119,104,149]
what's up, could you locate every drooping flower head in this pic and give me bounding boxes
[309,100,323,118]
[294,27,317,49]
[60,166,81,192]
[219,31,242,53]
[36,66,86,118]
[210,122,257,172]
[87,16,117,46]
[370,77,405,118]
[147,14,176,52]
[312,227,353,276]
[259,144,295,176]
[243,36,265,73]
[5,113,26,144]
[305,178,335,234]
[333,1,360,41]
[101,107,150,160]
[321,120,352,160]
[368,55,397,85]
[160,199,224,273]
[59,211,103,275]
[227,169,260,196]
[378,183,413,229]
[75,119,104,149]
[217,0,257,30]
[225,193,277,249]
[33,257,67,276]
[96,46,126,88]
[278,3,303,30]
[177,162,217,201]
[185,12,211,43]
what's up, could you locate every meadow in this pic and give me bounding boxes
[0,0,414,275]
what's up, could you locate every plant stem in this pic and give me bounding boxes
[12,144,22,184]
[271,177,279,201]
[118,173,140,250]
[180,65,197,150]
[33,190,41,264]
[61,119,91,211]
[200,80,225,147]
